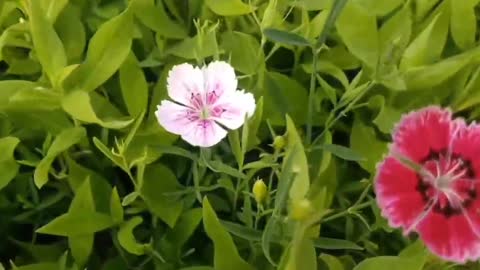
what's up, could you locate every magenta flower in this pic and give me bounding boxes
[155,61,256,147]
[375,106,480,263]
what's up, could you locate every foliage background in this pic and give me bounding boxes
[1,0,480,269]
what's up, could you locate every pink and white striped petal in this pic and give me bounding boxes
[167,63,205,106]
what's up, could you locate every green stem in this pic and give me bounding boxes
[311,81,376,147]
[322,201,372,223]
[306,46,318,146]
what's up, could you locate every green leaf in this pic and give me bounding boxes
[404,47,480,90]
[118,217,149,255]
[9,240,64,263]
[121,191,139,206]
[202,198,254,270]
[161,208,203,250]
[69,235,93,267]
[40,0,68,22]
[119,53,148,117]
[415,0,441,20]
[205,160,247,179]
[368,95,402,133]
[350,117,388,173]
[319,254,344,270]
[221,31,265,75]
[400,5,449,69]
[336,1,378,69]
[245,97,263,151]
[92,137,126,170]
[28,0,67,85]
[37,179,115,236]
[63,9,133,92]
[264,72,308,125]
[355,0,404,16]
[7,88,62,111]
[133,0,187,39]
[205,0,254,16]
[286,238,317,270]
[264,28,311,47]
[66,155,112,213]
[110,187,124,223]
[67,179,100,266]
[450,0,477,50]
[12,263,58,270]
[141,164,183,227]
[34,127,86,188]
[68,177,95,213]
[293,0,332,10]
[0,136,20,190]
[62,91,133,129]
[303,60,349,90]
[313,237,363,250]
[285,115,310,201]
[36,212,115,236]
[0,81,37,109]
[167,28,218,60]
[263,143,300,265]
[377,3,411,90]
[228,130,242,167]
[353,256,424,270]
[314,144,365,161]
[55,5,86,63]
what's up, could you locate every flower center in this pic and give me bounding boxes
[200,107,210,119]
[416,149,477,217]
[434,175,452,190]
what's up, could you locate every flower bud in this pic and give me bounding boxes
[290,198,314,221]
[253,179,268,204]
[272,136,286,150]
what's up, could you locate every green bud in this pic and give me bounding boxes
[253,179,268,204]
[272,136,286,150]
[290,198,314,221]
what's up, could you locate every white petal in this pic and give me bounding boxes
[212,90,256,130]
[203,61,238,103]
[155,100,197,135]
[167,63,204,106]
[181,120,227,147]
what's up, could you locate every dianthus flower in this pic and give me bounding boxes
[156,61,256,147]
[375,106,480,263]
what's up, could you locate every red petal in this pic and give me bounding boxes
[417,210,480,263]
[463,181,480,237]
[453,124,480,177]
[375,156,427,230]
[391,106,455,162]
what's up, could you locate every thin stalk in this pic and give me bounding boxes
[322,201,372,223]
[306,47,318,145]
[306,0,349,145]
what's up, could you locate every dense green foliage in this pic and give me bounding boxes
[1,0,480,269]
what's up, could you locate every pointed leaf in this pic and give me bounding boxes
[118,217,149,255]
[0,136,20,190]
[119,53,148,117]
[63,9,133,92]
[34,127,86,188]
[28,0,67,84]
[62,91,133,129]
[202,198,254,270]
[205,0,254,16]
[264,28,311,47]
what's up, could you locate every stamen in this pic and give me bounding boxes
[405,197,437,234]
[446,123,461,165]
